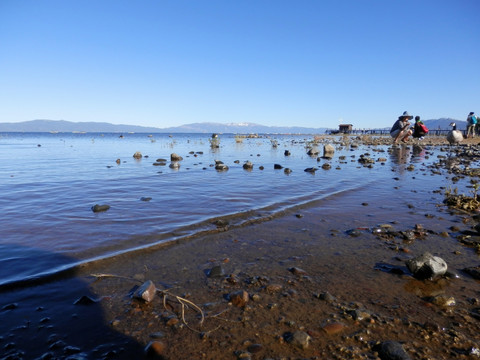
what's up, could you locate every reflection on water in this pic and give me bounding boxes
[411,144,426,161]
[390,144,427,165]
[0,133,459,285]
[390,144,411,165]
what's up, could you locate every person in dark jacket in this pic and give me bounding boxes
[412,116,428,140]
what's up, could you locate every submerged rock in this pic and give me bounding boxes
[169,161,180,169]
[207,265,224,278]
[284,331,311,349]
[229,290,249,308]
[463,266,480,280]
[322,322,346,335]
[91,204,110,213]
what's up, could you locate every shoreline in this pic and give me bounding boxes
[1,139,480,359]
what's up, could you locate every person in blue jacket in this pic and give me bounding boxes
[467,112,477,138]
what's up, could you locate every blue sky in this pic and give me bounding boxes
[0,0,478,129]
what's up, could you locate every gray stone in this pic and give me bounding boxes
[406,252,447,279]
[135,280,156,302]
[207,265,224,278]
[375,340,411,360]
[284,331,311,349]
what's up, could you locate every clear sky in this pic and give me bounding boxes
[0,0,479,129]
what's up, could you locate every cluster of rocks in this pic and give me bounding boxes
[107,256,480,360]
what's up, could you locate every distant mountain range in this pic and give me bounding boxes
[0,118,465,133]
[0,119,327,134]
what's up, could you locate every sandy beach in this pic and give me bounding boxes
[1,135,480,360]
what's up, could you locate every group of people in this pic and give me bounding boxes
[390,110,476,144]
[390,111,428,144]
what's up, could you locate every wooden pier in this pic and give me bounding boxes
[329,129,460,136]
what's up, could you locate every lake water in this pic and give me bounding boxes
[0,132,456,288]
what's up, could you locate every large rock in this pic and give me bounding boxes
[406,252,447,279]
[323,144,335,158]
[170,153,183,161]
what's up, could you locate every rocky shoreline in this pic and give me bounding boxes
[1,135,480,360]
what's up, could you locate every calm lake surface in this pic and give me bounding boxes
[0,132,458,287]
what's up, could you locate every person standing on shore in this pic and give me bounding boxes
[467,112,477,138]
[390,111,413,143]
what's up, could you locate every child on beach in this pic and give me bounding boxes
[412,116,428,140]
[390,111,413,143]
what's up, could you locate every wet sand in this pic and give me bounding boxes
[1,136,480,360]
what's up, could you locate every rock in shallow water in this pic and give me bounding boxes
[229,290,249,308]
[323,144,335,158]
[374,340,411,360]
[406,252,447,279]
[284,331,311,349]
[322,322,346,335]
[206,265,224,278]
[463,266,480,280]
[91,204,110,213]
[134,280,156,302]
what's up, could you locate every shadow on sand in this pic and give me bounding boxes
[0,244,145,359]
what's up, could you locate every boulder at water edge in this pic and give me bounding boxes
[323,144,335,158]
[406,252,447,279]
